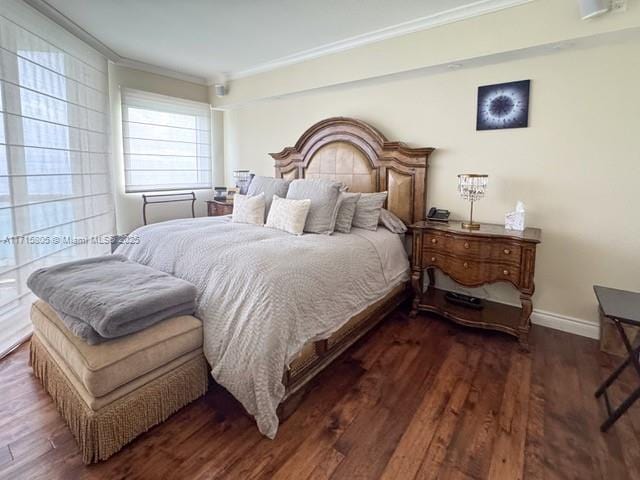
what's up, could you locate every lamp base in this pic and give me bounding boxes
[462,221,481,230]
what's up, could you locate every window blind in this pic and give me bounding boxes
[121,88,212,193]
[0,0,115,358]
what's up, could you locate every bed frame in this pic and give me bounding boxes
[270,117,434,417]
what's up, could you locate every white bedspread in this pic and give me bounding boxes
[117,216,408,437]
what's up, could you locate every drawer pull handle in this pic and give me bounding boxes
[431,257,437,262]
[463,262,469,268]
[503,269,509,276]
[431,238,437,244]
[504,248,511,255]
[464,242,470,249]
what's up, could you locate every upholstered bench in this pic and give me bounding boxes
[29,300,209,464]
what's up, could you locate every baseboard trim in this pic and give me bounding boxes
[531,309,599,340]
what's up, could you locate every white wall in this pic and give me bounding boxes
[214,0,640,108]
[108,64,221,234]
[217,10,640,333]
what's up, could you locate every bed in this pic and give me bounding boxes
[117,117,434,437]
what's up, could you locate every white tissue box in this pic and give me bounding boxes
[505,211,525,231]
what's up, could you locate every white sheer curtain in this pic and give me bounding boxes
[0,1,115,357]
[121,88,212,193]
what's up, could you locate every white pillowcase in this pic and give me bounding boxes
[232,193,265,226]
[266,195,311,235]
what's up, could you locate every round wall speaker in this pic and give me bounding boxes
[578,0,609,19]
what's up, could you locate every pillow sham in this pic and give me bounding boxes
[334,192,361,233]
[232,193,265,226]
[378,208,407,233]
[246,176,291,221]
[266,195,311,236]
[352,191,388,231]
[286,178,342,234]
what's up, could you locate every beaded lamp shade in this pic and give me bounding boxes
[233,170,252,194]
[457,174,488,230]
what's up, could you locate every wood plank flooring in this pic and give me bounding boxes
[1,309,639,479]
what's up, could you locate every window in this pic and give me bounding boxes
[121,88,212,193]
[0,1,114,358]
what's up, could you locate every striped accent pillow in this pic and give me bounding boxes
[334,193,361,233]
[352,192,387,231]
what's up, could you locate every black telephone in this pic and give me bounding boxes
[427,207,450,222]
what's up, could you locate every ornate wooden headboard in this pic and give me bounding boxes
[269,117,434,225]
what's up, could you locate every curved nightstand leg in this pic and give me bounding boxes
[427,267,436,288]
[519,293,533,351]
[409,268,423,318]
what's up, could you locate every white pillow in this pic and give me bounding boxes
[266,195,311,235]
[232,193,265,226]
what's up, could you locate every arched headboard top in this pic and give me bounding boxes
[269,117,434,225]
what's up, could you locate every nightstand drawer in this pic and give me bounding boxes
[425,253,486,286]
[424,253,521,287]
[425,232,521,266]
[490,242,521,266]
[448,236,490,258]
[423,231,448,251]
[488,262,521,286]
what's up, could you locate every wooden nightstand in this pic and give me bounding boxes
[410,220,541,347]
[207,199,234,217]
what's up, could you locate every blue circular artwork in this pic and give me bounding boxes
[476,80,530,130]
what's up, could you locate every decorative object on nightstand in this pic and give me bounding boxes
[233,170,254,194]
[457,173,488,230]
[409,220,541,348]
[427,207,450,223]
[593,285,640,432]
[207,199,234,216]
[505,201,526,231]
[213,186,228,201]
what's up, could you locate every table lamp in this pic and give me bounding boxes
[457,174,488,230]
[233,170,253,194]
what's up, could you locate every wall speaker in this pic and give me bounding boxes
[578,0,609,19]
[214,83,226,97]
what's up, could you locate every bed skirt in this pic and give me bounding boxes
[29,334,209,464]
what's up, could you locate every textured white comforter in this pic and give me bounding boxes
[117,216,408,437]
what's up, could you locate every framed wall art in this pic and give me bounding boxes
[476,80,530,130]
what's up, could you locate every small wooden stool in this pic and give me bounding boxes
[594,285,640,432]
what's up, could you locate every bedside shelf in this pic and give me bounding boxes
[418,287,523,337]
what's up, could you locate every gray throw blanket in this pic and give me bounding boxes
[27,255,198,344]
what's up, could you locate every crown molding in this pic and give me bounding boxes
[115,58,208,86]
[226,0,534,81]
[22,0,120,61]
[26,0,534,88]
[22,0,208,85]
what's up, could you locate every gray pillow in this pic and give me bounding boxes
[352,191,388,231]
[334,192,361,233]
[379,208,407,233]
[286,178,342,234]
[247,176,291,221]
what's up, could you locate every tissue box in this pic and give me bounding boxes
[505,211,525,231]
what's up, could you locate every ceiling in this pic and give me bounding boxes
[41,0,526,83]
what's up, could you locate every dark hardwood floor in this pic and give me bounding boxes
[1,309,639,479]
